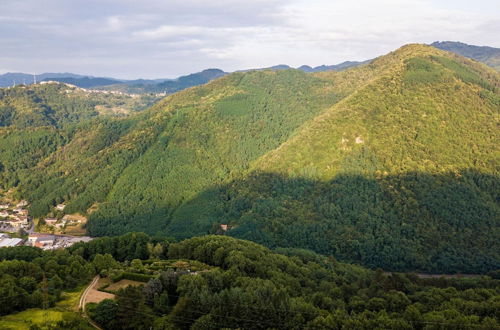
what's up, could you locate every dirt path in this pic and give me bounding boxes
[79,276,99,311]
[79,276,106,330]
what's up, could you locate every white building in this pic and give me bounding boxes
[0,237,24,247]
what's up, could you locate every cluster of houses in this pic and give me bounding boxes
[0,198,93,251]
[0,200,31,232]
[43,211,82,231]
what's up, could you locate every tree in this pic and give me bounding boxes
[91,299,118,329]
[116,285,154,330]
[92,254,119,274]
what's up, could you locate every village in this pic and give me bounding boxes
[0,198,93,249]
[0,199,32,233]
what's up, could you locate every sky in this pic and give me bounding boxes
[0,0,499,79]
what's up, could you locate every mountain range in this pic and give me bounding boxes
[1,43,498,274]
[1,41,498,97]
[432,41,500,70]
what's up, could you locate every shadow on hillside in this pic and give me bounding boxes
[89,169,499,274]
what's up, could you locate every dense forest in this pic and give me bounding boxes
[0,44,499,274]
[1,234,499,329]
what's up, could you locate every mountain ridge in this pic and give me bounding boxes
[431,41,500,70]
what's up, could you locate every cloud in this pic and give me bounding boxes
[0,0,498,78]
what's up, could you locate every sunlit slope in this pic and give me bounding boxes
[255,44,499,177]
[0,83,157,128]
[170,45,499,272]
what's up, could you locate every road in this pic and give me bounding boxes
[79,276,103,330]
[384,272,481,279]
[79,275,99,311]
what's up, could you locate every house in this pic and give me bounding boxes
[16,200,28,207]
[220,224,229,231]
[0,204,9,209]
[44,218,58,226]
[17,215,29,225]
[55,204,66,211]
[8,219,22,229]
[17,209,28,216]
[0,211,9,218]
[13,207,24,213]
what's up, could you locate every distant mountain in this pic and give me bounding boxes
[298,61,369,72]
[0,69,224,93]
[244,61,368,73]
[41,76,122,88]
[431,41,500,70]
[157,68,226,92]
[1,60,366,92]
[98,68,227,94]
[0,72,84,87]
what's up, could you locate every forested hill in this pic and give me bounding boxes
[0,82,159,128]
[1,44,499,273]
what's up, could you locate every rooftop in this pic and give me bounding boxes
[0,237,24,247]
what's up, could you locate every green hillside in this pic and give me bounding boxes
[17,70,345,228]
[190,45,498,273]
[0,82,159,128]
[1,44,499,273]
[163,45,500,272]
[0,82,160,187]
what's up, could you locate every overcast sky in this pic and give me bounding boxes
[0,0,498,79]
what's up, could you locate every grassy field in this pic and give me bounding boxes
[106,279,143,292]
[0,286,89,329]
